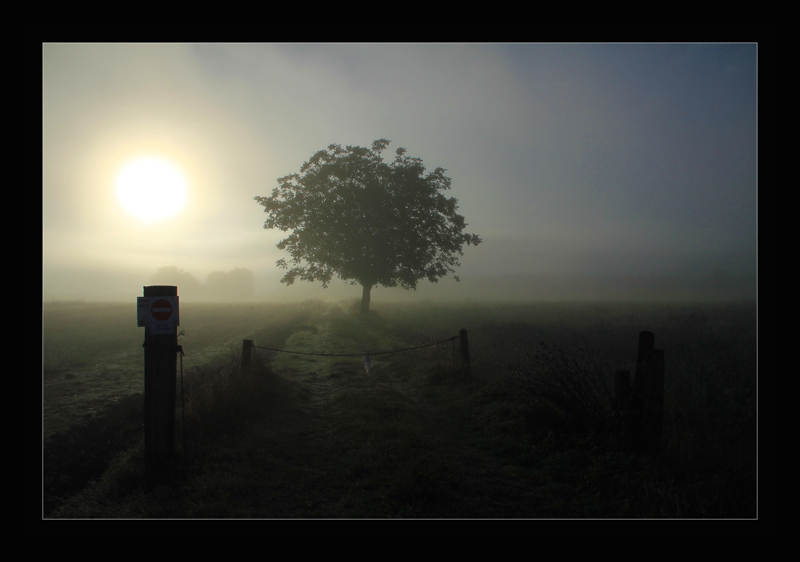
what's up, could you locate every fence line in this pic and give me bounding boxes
[241,329,661,454]
[242,331,470,378]
[250,335,459,358]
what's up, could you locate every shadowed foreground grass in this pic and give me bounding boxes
[44,299,757,519]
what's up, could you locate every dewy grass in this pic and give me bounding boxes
[44,299,757,519]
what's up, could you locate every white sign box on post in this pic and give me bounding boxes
[137,296,180,333]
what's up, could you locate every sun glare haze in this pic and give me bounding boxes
[42,42,758,303]
[116,157,188,223]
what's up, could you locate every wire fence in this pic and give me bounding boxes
[251,335,459,358]
[243,330,470,377]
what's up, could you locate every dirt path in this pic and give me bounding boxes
[46,302,568,518]
[247,302,563,518]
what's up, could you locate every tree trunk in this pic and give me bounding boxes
[360,283,373,316]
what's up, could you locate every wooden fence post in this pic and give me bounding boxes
[641,349,665,455]
[242,339,254,372]
[142,285,179,478]
[631,331,654,412]
[617,331,665,455]
[459,329,471,378]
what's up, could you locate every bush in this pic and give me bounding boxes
[509,341,615,436]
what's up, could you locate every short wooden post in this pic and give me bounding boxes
[242,339,254,372]
[142,285,179,477]
[631,331,654,412]
[641,350,665,455]
[459,329,471,378]
[626,331,654,453]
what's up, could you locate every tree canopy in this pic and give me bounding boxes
[150,266,201,298]
[255,139,481,314]
[206,268,255,299]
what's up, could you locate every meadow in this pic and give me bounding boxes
[41,297,757,519]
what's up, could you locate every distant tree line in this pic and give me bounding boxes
[150,266,255,300]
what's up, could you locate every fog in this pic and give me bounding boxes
[42,43,757,304]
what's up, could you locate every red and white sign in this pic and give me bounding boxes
[137,296,180,331]
[151,299,173,321]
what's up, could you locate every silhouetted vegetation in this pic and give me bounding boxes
[148,266,256,301]
[206,267,255,299]
[255,139,481,315]
[43,299,756,518]
[150,266,202,298]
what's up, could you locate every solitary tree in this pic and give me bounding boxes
[255,139,481,315]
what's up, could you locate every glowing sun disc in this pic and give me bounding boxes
[116,158,188,221]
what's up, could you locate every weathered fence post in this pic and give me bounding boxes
[627,331,654,452]
[641,349,665,455]
[139,285,180,478]
[459,329,471,378]
[616,331,665,455]
[631,331,654,411]
[242,339,254,372]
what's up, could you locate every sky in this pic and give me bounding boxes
[42,42,757,302]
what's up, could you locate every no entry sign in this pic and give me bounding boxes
[138,295,180,333]
[151,299,173,321]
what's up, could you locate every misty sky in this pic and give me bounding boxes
[42,43,757,301]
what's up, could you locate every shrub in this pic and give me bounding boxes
[509,341,615,436]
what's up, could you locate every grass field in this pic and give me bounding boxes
[41,297,757,519]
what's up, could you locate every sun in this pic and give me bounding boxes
[116,157,188,222]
